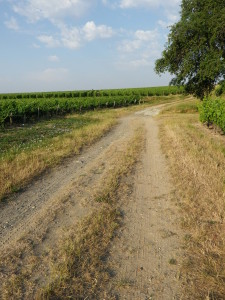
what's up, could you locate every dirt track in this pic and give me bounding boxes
[0,115,137,252]
[0,104,182,299]
[109,108,182,299]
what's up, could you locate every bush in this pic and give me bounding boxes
[199,97,225,133]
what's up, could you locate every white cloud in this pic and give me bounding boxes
[60,25,81,49]
[117,28,161,68]
[119,0,180,9]
[37,21,114,49]
[158,12,179,29]
[118,39,142,52]
[13,0,92,23]
[37,35,60,47]
[157,20,169,29]
[30,68,69,82]
[134,29,158,41]
[102,0,181,10]
[32,43,41,48]
[82,21,114,41]
[167,12,180,23]
[118,29,158,53]
[4,16,19,31]
[101,0,117,9]
[48,55,59,62]
[129,58,153,67]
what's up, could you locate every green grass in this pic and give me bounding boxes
[169,258,177,265]
[0,95,185,161]
[0,109,119,201]
[0,116,98,160]
[161,98,199,114]
[0,85,184,100]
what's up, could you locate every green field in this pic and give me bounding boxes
[0,86,183,100]
[0,86,184,126]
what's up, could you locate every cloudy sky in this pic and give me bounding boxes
[0,0,181,93]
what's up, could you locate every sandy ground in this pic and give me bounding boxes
[108,108,182,299]
[0,104,182,298]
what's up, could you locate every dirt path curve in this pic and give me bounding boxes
[0,104,182,299]
[109,107,182,299]
[0,116,138,252]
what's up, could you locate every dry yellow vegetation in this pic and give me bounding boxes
[159,100,225,299]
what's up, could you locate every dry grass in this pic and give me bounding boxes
[38,127,144,300]
[160,97,198,114]
[95,130,145,205]
[159,101,225,299]
[1,126,144,299]
[39,207,120,300]
[0,110,119,201]
[0,95,184,202]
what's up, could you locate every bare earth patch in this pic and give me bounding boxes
[107,107,182,299]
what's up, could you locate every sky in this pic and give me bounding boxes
[0,0,182,93]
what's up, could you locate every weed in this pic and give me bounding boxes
[169,258,177,265]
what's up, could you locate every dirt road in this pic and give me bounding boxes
[0,104,182,299]
[109,108,182,299]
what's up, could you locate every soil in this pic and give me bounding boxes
[0,104,182,299]
[108,108,182,299]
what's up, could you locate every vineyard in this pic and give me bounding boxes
[0,86,183,126]
[199,97,225,133]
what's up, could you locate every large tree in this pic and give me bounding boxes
[155,0,225,99]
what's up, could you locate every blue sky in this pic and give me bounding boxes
[0,0,181,93]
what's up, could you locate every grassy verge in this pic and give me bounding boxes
[0,110,118,201]
[0,95,183,202]
[38,127,145,299]
[160,97,199,114]
[159,100,225,299]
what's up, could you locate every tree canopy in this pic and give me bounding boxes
[155,0,225,99]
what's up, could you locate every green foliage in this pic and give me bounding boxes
[0,116,96,159]
[0,86,183,101]
[199,97,225,132]
[0,86,185,127]
[155,0,225,99]
[0,86,184,126]
[0,96,139,126]
[215,81,225,97]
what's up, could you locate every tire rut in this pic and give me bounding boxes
[108,107,182,299]
[0,116,138,252]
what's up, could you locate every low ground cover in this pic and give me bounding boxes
[0,95,183,202]
[159,100,225,299]
[0,110,117,200]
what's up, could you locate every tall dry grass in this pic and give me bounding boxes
[159,104,225,299]
[0,111,117,201]
[1,126,144,299]
[38,127,145,299]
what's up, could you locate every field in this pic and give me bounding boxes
[0,89,183,201]
[0,90,225,299]
[0,85,183,100]
[0,86,183,126]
